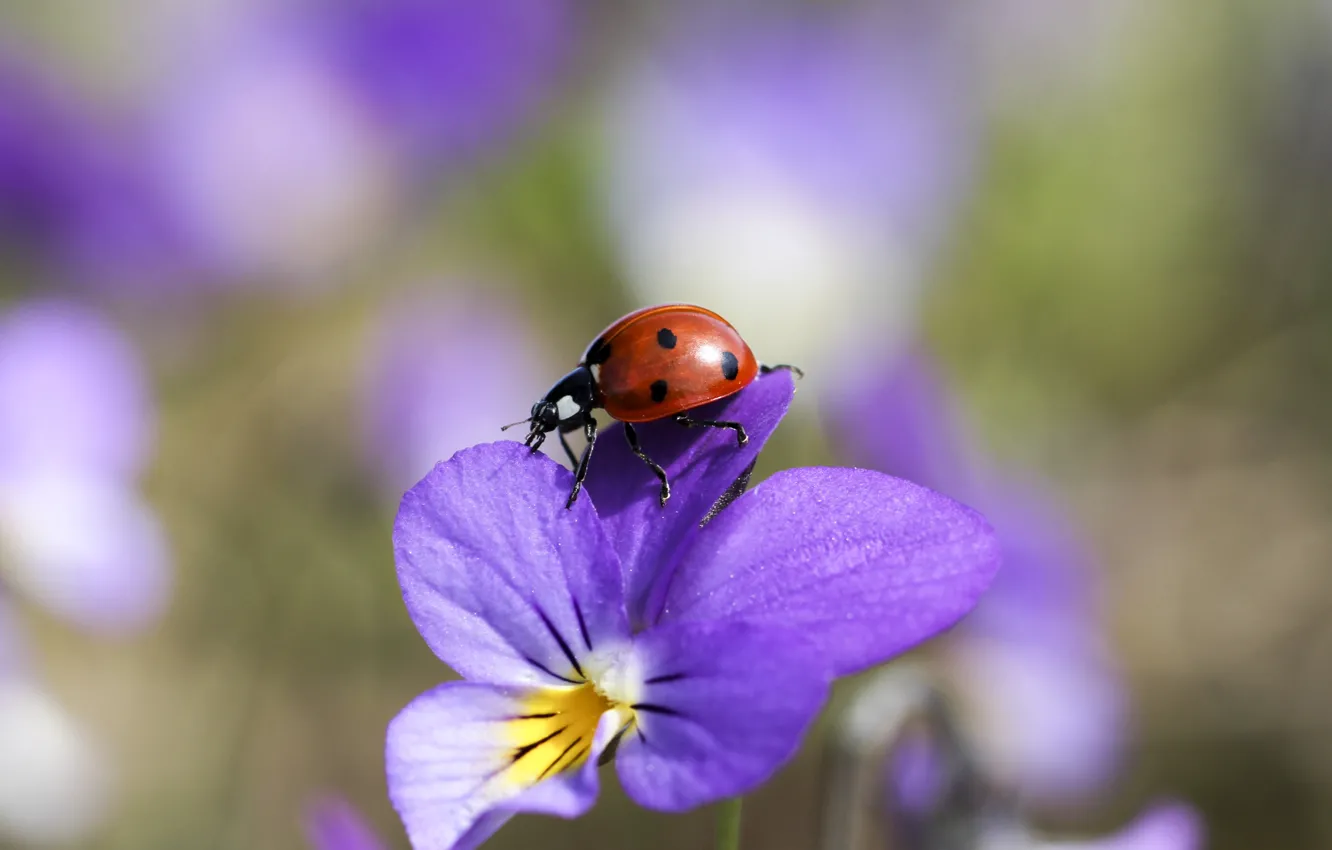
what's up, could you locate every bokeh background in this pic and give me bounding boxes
[0,0,1329,847]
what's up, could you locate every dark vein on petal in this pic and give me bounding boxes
[537,736,584,782]
[510,711,560,720]
[644,672,688,685]
[534,605,586,680]
[573,598,593,651]
[632,703,686,717]
[512,726,567,762]
[521,654,582,685]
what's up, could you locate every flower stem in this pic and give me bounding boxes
[715,797,743,850]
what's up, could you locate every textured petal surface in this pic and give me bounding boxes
[661,467,1000,676]
[304,796,386,850]
[615,619,828,811]
[584,370,794,626]
[394,442,627,687]
[0,474,171,634]
[386,682,614,850]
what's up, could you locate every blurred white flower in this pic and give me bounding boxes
[0,677,109,845]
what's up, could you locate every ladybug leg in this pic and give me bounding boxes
[673,413,748,447]
[565,416,598,510]
[525,430,546,453]
[623,422,671,506]
[760,363,804,378]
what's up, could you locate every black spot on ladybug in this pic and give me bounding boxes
[720,351,739,381]
[586,339,612,365]
[656,328,677,349]
[650,380,669,403]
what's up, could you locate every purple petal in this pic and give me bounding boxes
[584,370,794,627]
[0,474,170,634]
[361,292,543,496]
[615,619,829,811]
[1055,803,1204,850]
[661,467,1000,676]
[394,443,627,687]
[385,681,614,850]
[0,300,152,482]
[304,796,386,850]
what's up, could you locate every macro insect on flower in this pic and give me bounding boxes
[386,371,1000,849]
[508,303,799,508]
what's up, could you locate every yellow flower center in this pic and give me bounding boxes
[504,683,624,787]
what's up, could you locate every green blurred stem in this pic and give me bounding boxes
[716,797,743,850]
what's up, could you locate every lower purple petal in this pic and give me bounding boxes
[615,619,829,811]
[385,682,614,850]
[661,467,1000,676]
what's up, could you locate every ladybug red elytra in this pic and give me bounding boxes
[506,304,800,508]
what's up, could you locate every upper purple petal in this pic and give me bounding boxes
[304,796,386,850]
[660,466,1000,676]
[0,300,152,482]
[584,370,794,627]
[393,442,627,687]
[615,619,829,811]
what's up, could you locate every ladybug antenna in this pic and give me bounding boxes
[500,417,533,432]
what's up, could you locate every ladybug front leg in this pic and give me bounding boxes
[565,416,598,509]
[623,422,671,506]
[673,412,748,446]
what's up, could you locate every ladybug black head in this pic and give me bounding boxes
[520,366,596,448]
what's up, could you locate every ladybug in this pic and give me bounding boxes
[506,304,800,508]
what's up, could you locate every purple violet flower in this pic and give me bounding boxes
[0,300,169,633]
[305,795,387,850]
[386,372,1000,848]
[829,352,1126,801]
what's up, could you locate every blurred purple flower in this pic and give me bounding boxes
[0,300,169,633]
[829,352,1126,802]
[385,374,1000,848]
[601,5,975,372]
[885,719,1203,850]
[317,0,574,167]
[0,47,193,296]
[360,292,543,497]
[305,795,386,850]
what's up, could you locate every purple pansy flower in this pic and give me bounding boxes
[600,5,974,374]
[386,373,1000,848]
[0,300,169,633]
[829,352,1126,801]
[305,795,387,850]
[360,291,543,497]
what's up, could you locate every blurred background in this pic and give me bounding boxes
[0,0,1328,847]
